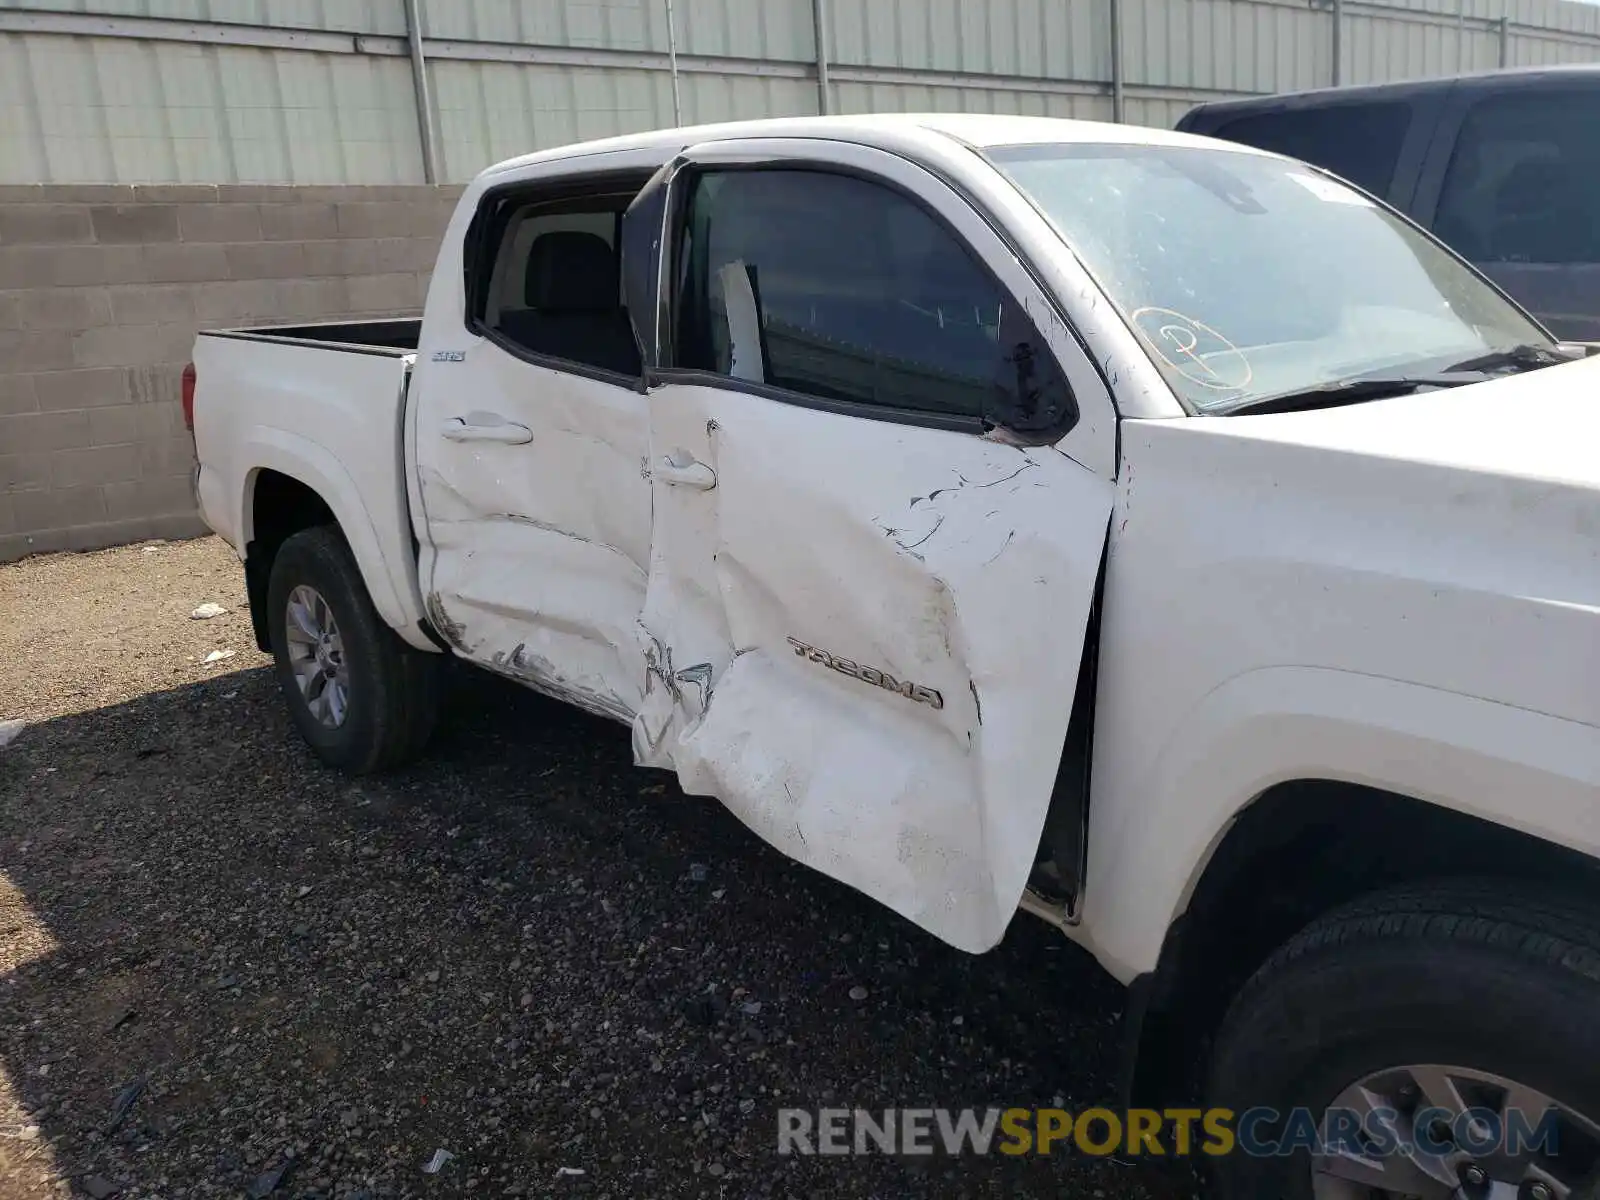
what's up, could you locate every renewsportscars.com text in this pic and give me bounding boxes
[777,1106,1559,1159]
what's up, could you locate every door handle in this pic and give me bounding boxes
[656,456,716,490]
[440,415,532,445]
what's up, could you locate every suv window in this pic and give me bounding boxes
[672,168,1070,428]
[1433,89,1600,266]
[1210,102,1413,196]
[472,195,641,378]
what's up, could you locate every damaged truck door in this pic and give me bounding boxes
[411,165,655,723]
[621,139,1117,954]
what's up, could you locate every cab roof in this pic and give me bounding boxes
[480,112,1268,181]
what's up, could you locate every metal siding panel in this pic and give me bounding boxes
[840,0,901,68]
[334,51,423,182]
[6,0,1600,184]
[1039,0,1071,78]
[679,72,814,124]
[833,80,1108,119]
[1521,32,1600,63]
[974,0,1011,75]
[1129,0,1265,92]
[831,0,1111,76]
[1233,2,1260,91]
[1197,0,1222,90]
[151,43,231,180]
[0,0,193,14]
[291,45,415,183]
[0,32,421,183]
[1272,5,1301,93]
[833,81,919,113]
[1345,12,1454,84]
[1196,0,1235,90]
[836,0,919,70]
[97,39,179,180]
[1302,6,1331,91]
[422,0,519,46]
[892,0,932,71]
[1076,0,1109,81]
[1064,91,1112,120]
[432,61,686,179]
[967,88,1016,114]
[218,47,293,182]
[1156,0,1189,88]
[1126,94,1195,127]
[4,0,404,34]
[1470,27,1499,70]
[1123,0,1152,87]
[10,34,117,182]
[0,37,50,182]
[927,0,964,72]
[423,0,662,52]
[675,0,811,60]
[1011,0,1042,77]
[273,51,350,180]
[431,59,501,179]
[252,0,403,33]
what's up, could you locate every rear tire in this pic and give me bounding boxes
[266,526,440,773]
[1207,881,1600,1199]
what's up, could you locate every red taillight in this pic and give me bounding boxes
[181,362,197,432]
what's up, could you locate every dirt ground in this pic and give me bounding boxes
[0,536,1192,1199]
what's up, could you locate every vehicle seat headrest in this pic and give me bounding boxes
[525,231,619,312]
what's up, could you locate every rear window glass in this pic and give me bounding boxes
[1209,102,1413,197]
[1433,89,1600,266]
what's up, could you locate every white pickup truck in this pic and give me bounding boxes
[190,114,1600,1196]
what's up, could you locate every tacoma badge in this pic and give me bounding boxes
[786,637,944,710]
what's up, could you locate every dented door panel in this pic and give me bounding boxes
[635,393,1113,953]
[414,348,652,724]
[623,136,1116,952]
[619,138,1118,952]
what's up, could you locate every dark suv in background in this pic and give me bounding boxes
[1178,66,1600,342]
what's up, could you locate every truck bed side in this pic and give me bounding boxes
[190,321,437,653]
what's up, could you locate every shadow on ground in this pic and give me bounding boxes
[0,664,1195,1199]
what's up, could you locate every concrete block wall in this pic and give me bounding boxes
[0,184,464,563]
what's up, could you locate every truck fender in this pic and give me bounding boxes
[1082,665,1600,983]
[237,426,423,646]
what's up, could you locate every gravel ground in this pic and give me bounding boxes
[0,536,1192,1200]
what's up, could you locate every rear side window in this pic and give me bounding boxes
[672,168,1072,430]
[468,191,641,379]
[1433,90,1600,266]
[1209,102,1413,197]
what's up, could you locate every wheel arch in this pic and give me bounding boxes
[236,431,439,654]
[242,466,338,652]
[1120,778,1600,1109]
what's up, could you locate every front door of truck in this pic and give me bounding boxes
[622,139,1116,952]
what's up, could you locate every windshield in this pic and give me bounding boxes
[987,142,1553,414]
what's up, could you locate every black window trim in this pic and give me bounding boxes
[645,159,1079,442]
[462,167,655,393]
[653,367,991,435]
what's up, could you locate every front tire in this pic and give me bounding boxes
[266,526,440,773]
[1207,881,1600,1199]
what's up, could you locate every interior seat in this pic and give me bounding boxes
[497,230,640,376]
